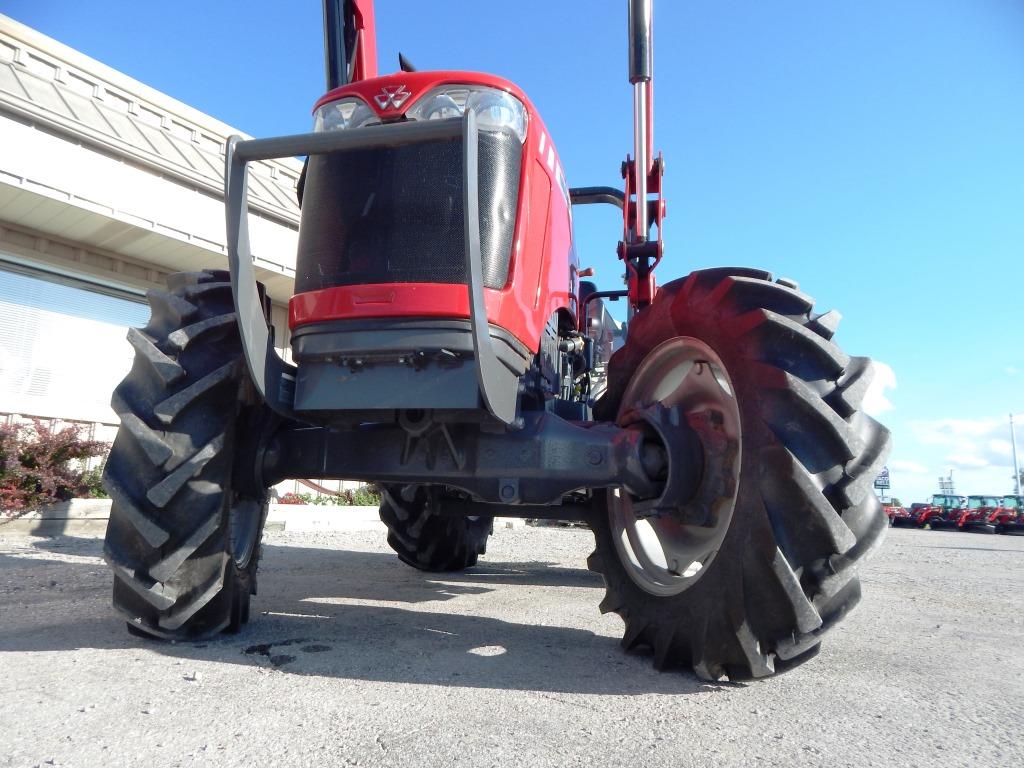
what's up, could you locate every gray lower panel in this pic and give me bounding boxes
[295,358,486,412]
[291,317,530,415]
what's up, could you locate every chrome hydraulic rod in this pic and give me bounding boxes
[632,81,649,239]
[628,0,653,240]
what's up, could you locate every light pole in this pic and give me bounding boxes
[939,469,955,496]
[1012,413,1022,496]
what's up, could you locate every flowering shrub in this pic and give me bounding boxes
[0,420,108,515]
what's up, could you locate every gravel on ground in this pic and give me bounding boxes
[1,525,1022,768]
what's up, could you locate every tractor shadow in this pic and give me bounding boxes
[0,534,721,695]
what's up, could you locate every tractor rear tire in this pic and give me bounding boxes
[379,487,492,572]
[588,268,891,680]
[102,270,268,639]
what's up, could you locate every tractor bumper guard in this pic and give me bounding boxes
[224,111,517,425]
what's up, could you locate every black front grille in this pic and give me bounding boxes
[294,130,521,293]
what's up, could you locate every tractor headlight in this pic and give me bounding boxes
[312,97,378,132]
[406,86,527,142]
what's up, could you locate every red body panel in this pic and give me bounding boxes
[291,71,576,354]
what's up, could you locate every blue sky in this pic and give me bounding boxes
[7,0,1023,503]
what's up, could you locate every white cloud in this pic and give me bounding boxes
[889,459,929,475]
[946,453,989,469]
[987,439,1012,460]
[913,418,1002,445]
[1006,366,1020,376]
[911,418,1018,470]
[862,361,896,417]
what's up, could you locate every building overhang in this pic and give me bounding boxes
[0,14,302,304]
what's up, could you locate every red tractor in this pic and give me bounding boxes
[100,0,890,681]
[993,495,1023,534]
[894,502,930,527]
[900,499,941,528]
[884,504,910,526]
[953,495,999,532]
[926,494,967,529]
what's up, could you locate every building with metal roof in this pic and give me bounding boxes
[0,14,300,432]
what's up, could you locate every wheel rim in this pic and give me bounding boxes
[229,497,265,569]
[608,337,742,597]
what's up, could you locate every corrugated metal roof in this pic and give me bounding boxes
[0,14,301,226]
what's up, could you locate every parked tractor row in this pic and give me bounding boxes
[886,495,1023,533]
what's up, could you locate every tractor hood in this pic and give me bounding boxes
[312,70,534,123]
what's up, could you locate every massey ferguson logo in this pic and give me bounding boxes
[374,85,412,110]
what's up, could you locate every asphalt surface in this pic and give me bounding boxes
[1,524,1022,768]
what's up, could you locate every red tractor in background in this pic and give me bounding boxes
[884,504,910,526]
[100,0,891,681]
[892,502,932,527]
[899,498,944,528]
[953,495,999,532]
[993,495,1023,534]
[925,494,967,529]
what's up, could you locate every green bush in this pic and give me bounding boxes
[349,485,381,506]
[80,463,109,499]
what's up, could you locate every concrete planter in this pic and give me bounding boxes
[0,500,386,537]
[0,500,524,537]
[265,504,383,533]
[0,498,112,536]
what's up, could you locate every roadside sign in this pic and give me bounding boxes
[874,467,890,490]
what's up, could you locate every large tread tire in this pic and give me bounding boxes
[102,270,268,640]
[379,487,492,572]
[589,268,891,680]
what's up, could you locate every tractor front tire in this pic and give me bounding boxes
[102,270,268,639]
[379,487,492,572]
[588,268,891,680]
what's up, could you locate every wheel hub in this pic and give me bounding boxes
[608,337,741,597]
[229,497,265,569]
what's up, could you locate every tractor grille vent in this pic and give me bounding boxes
[294,132,521,293]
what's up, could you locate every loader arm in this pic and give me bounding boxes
[323,0,377,88]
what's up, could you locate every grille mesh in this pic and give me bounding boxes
[295,131,521,293]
